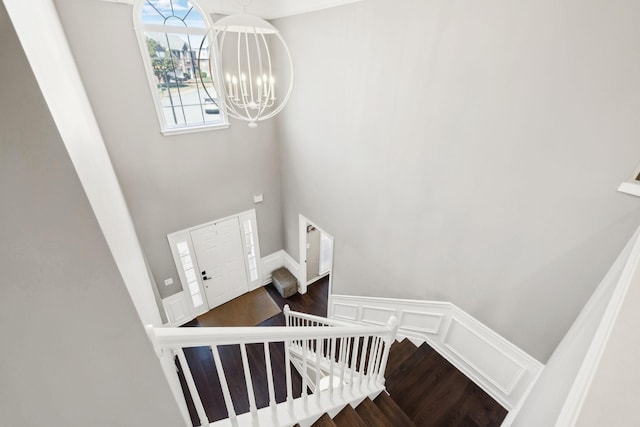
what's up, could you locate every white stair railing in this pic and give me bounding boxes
[146,308,398,427]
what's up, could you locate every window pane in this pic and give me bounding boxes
[142,1,206,28]
[180,256,193,270]
[192,293,204,307]
[176,241,189,256]
[185,269,196,282]
[188,282,200,293]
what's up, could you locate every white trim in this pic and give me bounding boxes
[100,0,364,20]
[617,181,640,198]
[555,224,640,426]
[160,122,230,136]
[283,251,301,291]
[162,291,195,327]
[298,214,335,297]
[238,210,263,291]
[329,294,544,411]
[167,231,208,318]
[261,250,285,285]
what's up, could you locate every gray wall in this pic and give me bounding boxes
[53,0,283,299]
[0,4,184,425]
[274,0,640,362]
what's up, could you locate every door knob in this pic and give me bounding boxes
[203,276,211,280]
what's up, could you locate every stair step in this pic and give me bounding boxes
[386,338,418,375]
[311,413,337,427]
[332,403,367,427]
[374,392,416,426]
[385,342,442,420]
[355,397,390,427]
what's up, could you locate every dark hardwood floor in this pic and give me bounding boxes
[176,276,507,426]
[386,340,508,426]
[178,277,329,425]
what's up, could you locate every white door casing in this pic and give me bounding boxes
[191,217,249,309]
[167,209,263,317]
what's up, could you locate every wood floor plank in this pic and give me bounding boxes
[373,392,416,427]
[333,404,367,427]
[311,413,337,427]
[386,342,508,427]
[386,338,418,376]
[355,397,391,427]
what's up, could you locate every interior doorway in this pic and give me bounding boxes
[298,214,334,294]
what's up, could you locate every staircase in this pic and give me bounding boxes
[307,339,507,427]
[147,306,507,427]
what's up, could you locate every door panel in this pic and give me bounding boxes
[191,217,249,309]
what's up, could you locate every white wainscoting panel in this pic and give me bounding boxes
[162,291,193,327]
[329,295,544,410]
[261,251,285,285]
[444,318,524,395]
[261,250,301,290]
[283,251,301,291]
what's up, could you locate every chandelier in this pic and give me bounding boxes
[207,14,294,128]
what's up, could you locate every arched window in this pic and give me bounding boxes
[134,0,227,134]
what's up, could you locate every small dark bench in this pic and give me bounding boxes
[271,267,298,298]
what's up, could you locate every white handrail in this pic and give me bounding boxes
[153,324,390,347]
[147,308,398,427]
[283,305,363,327]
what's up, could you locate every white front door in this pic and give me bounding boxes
[190,217,249,309]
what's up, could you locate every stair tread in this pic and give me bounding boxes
[385,342,507,426]
[355,397,390,427]
[386,338,418,376]
[333,403,367,427]
[386,342,445,420]
[311,413,337,427]
[374,392,416,427]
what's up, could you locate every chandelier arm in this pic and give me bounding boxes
[254,30,270,118]
[255,31,294,121]
[245,29,255,107]
[217,29,243,120]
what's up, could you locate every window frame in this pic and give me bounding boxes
[133,0,229,135]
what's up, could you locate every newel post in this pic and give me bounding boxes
[145,325,192,427]
[284,304,291,326]
[378,315,399,385]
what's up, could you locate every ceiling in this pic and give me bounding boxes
[99,0,363,19]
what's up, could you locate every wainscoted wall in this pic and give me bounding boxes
[330,295,544,411]
[162,291,192,327]
[261,250,301,291]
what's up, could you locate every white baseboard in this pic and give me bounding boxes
[261,250,300,288]
[330,294,544,411]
